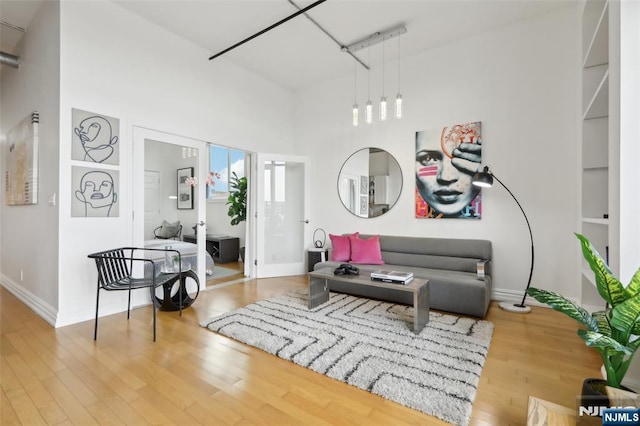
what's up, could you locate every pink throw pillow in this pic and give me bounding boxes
[329,232,359,262]
[350,234,385,265]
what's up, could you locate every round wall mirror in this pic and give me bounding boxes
[337,148,403,218]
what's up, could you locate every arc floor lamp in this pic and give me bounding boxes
[472,166,534,313]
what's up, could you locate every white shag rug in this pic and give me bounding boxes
[200,289,493,425]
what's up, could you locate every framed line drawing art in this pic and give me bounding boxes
[71,166,119,217]
[177,167,194,210]
[72,108,120,165]
[359,175,368,195]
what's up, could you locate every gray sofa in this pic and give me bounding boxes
[313,234,492,318]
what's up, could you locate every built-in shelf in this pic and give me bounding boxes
[583,69,609,119]
[582,218,609,225]
[583,166,608,171]
[582,267,596,286]
[583,2,609,68]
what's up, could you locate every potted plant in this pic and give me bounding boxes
[527,233,640,405]
[226,171,247,261]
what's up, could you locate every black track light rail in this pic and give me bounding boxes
[208,0,327,61]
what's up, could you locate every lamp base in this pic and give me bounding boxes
[499,301,531,314]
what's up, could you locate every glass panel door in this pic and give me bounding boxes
[256,154,309,277]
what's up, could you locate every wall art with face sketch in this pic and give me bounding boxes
[71,108,119,165]
[415,121,482,219]
[71,166,119,217]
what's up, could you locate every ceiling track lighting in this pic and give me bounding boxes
[345,25,407,126]
[366,44,373,125]
[395,34,403,119]
[352,60,359,126]
[379,39,387,121]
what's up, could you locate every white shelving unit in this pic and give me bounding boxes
[580,0,611,310]
[579,0,640,312]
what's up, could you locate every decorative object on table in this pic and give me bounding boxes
[312,228,326,248]
[71,166,119,217]
[5,111,39,205]
[177,167,194,210]
[333,263,359,275]
[71,108,119,165]
[472,165,533,313]
[201,289,493,426]
[527,233,640,397]
[416,122,482,219]
[153,220,182,240]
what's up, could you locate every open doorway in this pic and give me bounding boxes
[198,143,249,285]
[141,137,251,287]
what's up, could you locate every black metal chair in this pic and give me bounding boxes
[88,247,182,342]
[153,223,182,240]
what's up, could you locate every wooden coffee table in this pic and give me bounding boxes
[308,268,429,334]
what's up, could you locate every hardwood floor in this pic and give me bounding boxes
[206,261,245,287]
[1,277,601,425]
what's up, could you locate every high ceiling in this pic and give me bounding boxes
[1,0,573,90]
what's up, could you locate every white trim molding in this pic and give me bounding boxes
[1,274,57,327]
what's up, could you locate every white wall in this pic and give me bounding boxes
[294,6,582,301]
[55,0,294,326]
[0,1,60,324]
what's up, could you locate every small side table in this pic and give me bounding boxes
[154,267,200,311]
[307,248,329,272]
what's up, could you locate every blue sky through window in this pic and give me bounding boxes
[208,145,245,199]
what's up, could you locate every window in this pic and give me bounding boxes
[207,144,245,200]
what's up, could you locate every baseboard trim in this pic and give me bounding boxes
[0,274,58,327]
[492,287,547,308]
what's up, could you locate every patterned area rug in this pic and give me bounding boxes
[200,289,493,425]
[210,265,241,279]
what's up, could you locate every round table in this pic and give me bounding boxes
[153,267,200,311]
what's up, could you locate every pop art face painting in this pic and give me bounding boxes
[415,122,482,219]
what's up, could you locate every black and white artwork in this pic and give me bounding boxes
[72,166,119,217]
[72,108,119,165]
[177,167,194,210]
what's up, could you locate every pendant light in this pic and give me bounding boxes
[365,43,373,124]
[395,34,403,119]
[379,38,387,121]
[352,59,359,126]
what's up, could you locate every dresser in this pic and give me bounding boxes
[183,234,240,264]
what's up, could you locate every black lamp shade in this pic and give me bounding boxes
[472,166,494,187]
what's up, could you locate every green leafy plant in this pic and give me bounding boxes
[527,233,640,388]
[226,172,247,226]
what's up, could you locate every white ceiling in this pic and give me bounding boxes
[1,0,573,91]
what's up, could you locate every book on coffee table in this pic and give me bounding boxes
[371,276,414,285]
[370,270,414,284]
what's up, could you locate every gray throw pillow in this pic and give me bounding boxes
[157,220,180,238]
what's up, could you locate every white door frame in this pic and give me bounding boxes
[253,153,311,278]
[132,126,208,287]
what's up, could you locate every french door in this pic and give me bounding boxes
[132,127,208,288]
[254,153,310,278]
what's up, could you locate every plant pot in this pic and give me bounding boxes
[581,377,609,416]
[580,378,636,419]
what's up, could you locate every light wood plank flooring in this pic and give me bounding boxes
[1,277,600,425]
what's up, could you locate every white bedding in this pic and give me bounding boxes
[144,240,215,276]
